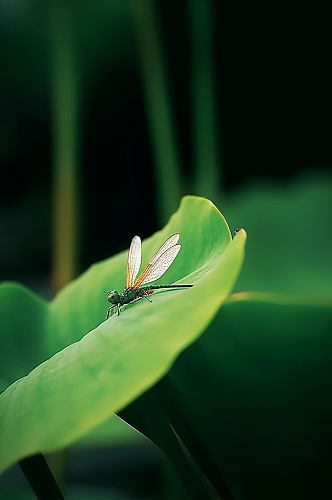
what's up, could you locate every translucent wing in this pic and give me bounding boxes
[149,233,179,265]
[126,236,141,288]
[132,234,179,288]
[134,244,181,288]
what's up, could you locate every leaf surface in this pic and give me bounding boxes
[0,196,246,473]
[121,292,332,499]
[224,172,332,296]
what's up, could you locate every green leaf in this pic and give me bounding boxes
[0,284,48,393]
[0,196,246,473]
[224,172,332,296]
[72,414,143,448]
[121,292,332,499]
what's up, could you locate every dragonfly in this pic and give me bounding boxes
[106,233,193,318]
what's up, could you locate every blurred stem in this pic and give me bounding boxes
[120,393,217,500]
[19,454,64,500]
[47,0,80,488]
[190,0,221,199]
[160,376,234,499]
[131,0,183,224]
[50,0,80,293]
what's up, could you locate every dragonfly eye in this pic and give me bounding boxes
[107,290,119,304]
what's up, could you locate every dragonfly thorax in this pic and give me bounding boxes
[122,287,139,303]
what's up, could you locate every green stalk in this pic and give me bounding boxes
[47,0,80,489]
[131,0,182,224]
[50,0,80,293]
[19,454,64,500]
[190,0,220,199]
[120,393,217,500]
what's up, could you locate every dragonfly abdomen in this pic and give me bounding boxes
[142,284,193,291]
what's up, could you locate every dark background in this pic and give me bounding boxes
[1,1,332,498]
[0,0,331,291]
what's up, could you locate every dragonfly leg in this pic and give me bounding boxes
[121,297,144,311]
[142,290,152,303]
[107,305,116,319]
[117,303,121,316]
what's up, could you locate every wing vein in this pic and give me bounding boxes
[126,236,141,288]
[134,244,181,288]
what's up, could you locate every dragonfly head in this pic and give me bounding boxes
[106,290,120,304]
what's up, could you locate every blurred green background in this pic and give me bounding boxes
[1,0,331,498]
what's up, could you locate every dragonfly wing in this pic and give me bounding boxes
[126,236,142,288]
[149,233,180,266]
[134,244,181,287]
[132,233,179,288]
